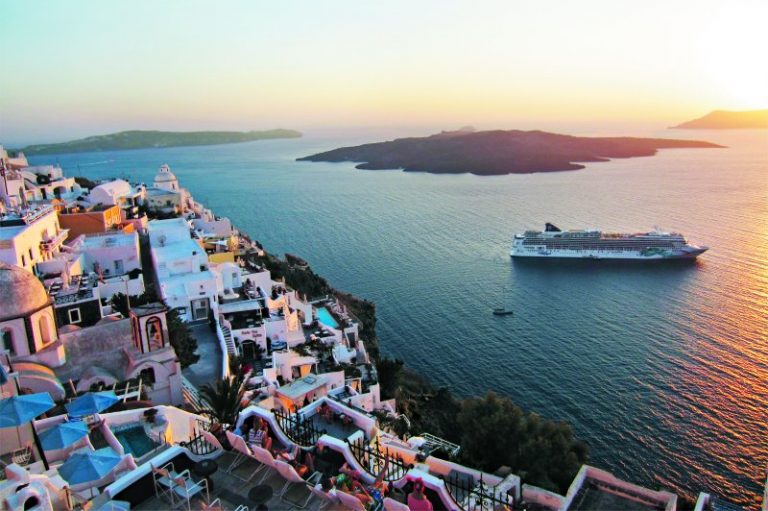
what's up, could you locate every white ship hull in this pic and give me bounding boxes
[511,224,708,261]
[510,246,707,260]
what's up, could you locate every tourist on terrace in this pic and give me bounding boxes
[319,402,333,422]
[337,459,390,507]
[407,478,433,511]
[305,444,337,476]
[246,418,272,452]
[316,475,337,498]
[286,448,313,478]
[335,471,373,507]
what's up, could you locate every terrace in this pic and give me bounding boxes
[127,450,328,511]
[223,310,265,331]
[49,274,97,305]
[0,204,54,227]
[563,467,677,511]
[570,482,667,511]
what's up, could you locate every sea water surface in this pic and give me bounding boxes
[31,128,768,508]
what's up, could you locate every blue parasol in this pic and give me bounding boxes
[0,392,55,470]
[58,447,122,486]
[39,421,89,450]
[0,393,55,427]
[66,391,119,417]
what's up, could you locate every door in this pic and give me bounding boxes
[191,298,209,320]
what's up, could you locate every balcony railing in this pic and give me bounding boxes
[40,229,69,252]
[444,472,514,511]
[273,409,323,448]
[347,436,410,482]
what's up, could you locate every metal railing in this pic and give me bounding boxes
[273,409,323,447]
[346,436,410,482]
[444,472,514,511]
[421,432,461,459]
[179,429,218,457]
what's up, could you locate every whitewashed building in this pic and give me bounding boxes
[148,217,218,322]
[0,205,68,273]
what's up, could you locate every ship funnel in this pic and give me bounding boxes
[545,223,561,232]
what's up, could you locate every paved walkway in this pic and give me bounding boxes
[183,323,223,389]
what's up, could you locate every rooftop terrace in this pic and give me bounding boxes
[569,478,672,511]
[130,450,331,511]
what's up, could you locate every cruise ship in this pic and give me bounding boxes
[511,223,708,260]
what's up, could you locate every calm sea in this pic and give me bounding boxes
[30,128,768,508]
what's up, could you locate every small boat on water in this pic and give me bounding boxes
[492,308,514,316]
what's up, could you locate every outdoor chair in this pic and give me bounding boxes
[152,462,181,504]
[273,459,322,509]
[11,445,32,466]
[200,497,224,511]
[336,489,368,511]
[249,445,279,483]
[383,496,411,511]
[309,484,341,510]
[167,469,210,511]
[226,431,252,473]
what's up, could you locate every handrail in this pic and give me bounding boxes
[420,432,461,458]
[273,409,322,447]
[444,472,514,511]
[346,436,410,483]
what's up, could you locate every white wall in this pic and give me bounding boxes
[0,208,63,271]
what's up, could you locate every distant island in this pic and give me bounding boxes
[671,109,768,129]
[298,129,722,176]
[17,129,302,155]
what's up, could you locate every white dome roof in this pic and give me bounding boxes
[92,179,131,197]
[0,263,51,320]
[154,164,178,183]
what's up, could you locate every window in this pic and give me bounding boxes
[191,298,209,320]
[38,315,53,344]
[68,308,82,324]
[21,254,26,266]
[114,259,124,274]
[146,317,164,350]
[1,328,14,355]
[139,367,156,385]
[29,248,33,260]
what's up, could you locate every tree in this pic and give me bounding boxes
[376,357,405,399]
[74,175,98,190]
[109,291,152,317]
[457,392,588,493]
[198,375,245,426]
[166,308,200,368]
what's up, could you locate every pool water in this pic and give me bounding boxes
[315,306,339,329]
[113,425,158,458]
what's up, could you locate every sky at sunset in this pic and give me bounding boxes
[1,0,766,145]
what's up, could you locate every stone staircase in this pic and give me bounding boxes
[220,323,237,356]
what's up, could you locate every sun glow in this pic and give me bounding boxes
[699,2,768,109]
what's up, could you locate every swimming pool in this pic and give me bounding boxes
[112,424,158,458]
[315,306,339,329]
